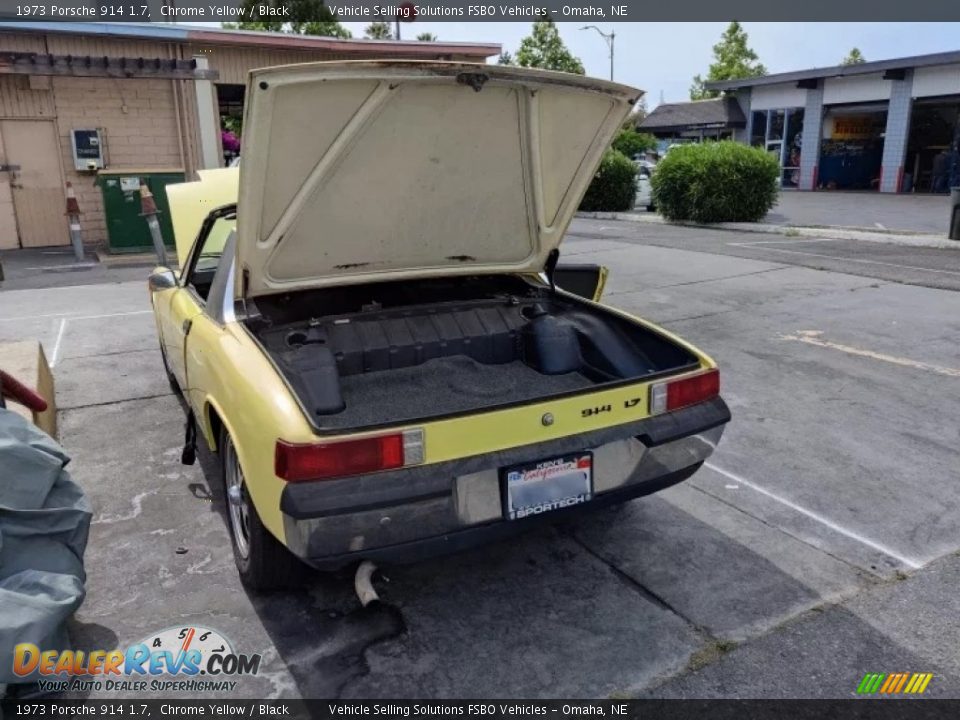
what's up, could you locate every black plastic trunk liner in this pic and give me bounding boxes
[323,356,595,430]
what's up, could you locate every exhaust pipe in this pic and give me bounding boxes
[354,560,380,607]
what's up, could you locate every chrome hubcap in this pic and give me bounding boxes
[224,437,251,560]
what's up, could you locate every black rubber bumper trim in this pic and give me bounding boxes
[280,395,730,521]
[302,463,703,570]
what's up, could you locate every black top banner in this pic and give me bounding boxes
[3,699,960,720]
[3,0,960,21]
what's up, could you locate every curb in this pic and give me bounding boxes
[95,249,173,268]
[575,211,960,250]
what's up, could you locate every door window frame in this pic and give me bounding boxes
[180,204,238,305]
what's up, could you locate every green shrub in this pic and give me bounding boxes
[579,149,637,212]
[612,128,657,159]
[651,141,779,223]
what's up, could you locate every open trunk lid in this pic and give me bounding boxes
[235,61,640,298]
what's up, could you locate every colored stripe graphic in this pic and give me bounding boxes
[893,674,909,693]
[879,674,898,693]
[857,672,932,695]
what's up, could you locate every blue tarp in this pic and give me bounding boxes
[0,409,91,685]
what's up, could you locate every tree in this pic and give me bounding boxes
[841,48,866,65]
[222,0,350,38]
[514,18,585,75]
[416,32,438,42]
[497,51,514,66]
[612,128,657,159]
[365,22,393,39]
[690,22,766,100]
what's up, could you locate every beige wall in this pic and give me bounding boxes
[0,31,191,247]
[53,77,185,244]
[0,29,490,248]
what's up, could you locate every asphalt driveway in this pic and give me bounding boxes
[2,220,959,698]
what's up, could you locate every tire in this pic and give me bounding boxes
[220,426,305,591]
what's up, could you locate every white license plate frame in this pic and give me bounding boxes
[501,452,594,521]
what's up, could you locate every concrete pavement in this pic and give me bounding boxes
[765,191,951,235]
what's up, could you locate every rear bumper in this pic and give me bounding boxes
[281,397,729,570]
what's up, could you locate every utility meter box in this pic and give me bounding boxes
[96,168,184,253]
[71,129,105,171]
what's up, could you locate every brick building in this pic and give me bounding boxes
[639,50,960,194]
[0,22,499,250]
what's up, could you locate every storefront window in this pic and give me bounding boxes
[752,108,806,188]
[782,109,805,188]
[750,111,767,147]
[768,110,785,141]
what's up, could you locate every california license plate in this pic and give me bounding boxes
[502,452,593,520]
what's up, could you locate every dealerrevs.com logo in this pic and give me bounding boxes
[13,626,261,693]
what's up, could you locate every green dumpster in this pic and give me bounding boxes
[96,168,185,254]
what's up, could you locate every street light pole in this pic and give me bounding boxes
[581,25,615,81]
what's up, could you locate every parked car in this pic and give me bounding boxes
[150,61,730,590]
[634,159,656,211]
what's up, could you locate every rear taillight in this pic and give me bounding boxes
[275,429,424,482]
[649,368,719,415]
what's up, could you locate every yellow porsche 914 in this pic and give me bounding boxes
[149,61,730,590]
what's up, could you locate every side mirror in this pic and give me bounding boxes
[148,268,177,292]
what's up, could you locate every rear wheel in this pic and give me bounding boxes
[220,427,304,591]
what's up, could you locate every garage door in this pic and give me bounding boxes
[0,120,69,248]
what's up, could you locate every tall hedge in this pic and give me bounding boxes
[651,141,779,223]
[579,149,637,212]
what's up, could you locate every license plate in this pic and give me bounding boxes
[502,452,593,520]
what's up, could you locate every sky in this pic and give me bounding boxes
[330,22,960,106]
[184,21,960,107]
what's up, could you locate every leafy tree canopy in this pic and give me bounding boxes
[841,48,866,65]
[365,22,394,39]
[612,128,657,159]
[690,22,766,100]
[514,18,585,75]
[497,51,514,66]
[416,32,438,41]
[223,0,350,37]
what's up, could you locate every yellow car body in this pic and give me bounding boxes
[150,62,729,589]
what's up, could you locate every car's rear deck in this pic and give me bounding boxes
[335,356,594,428]
[245,275,699,432]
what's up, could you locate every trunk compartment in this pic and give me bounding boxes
[244,276,699,432]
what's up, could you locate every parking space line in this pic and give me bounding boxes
[728,238,842,246]
[726,244,960,277]
[782,330,960,378]
[0,309,151,324]
[49,319,67,368]
[69,310,152,322]
[23,263,98,271]
[704,462,923,570]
